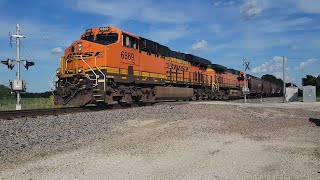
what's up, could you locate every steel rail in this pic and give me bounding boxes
[0,107,99,120]
[0,103,155,120]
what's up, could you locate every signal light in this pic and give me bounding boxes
[78,43,82,52]
[78,67,83,73]
[56,68,61,75]
[99,27,109,31]
[1,58,15,70]
[23,60,34,70]
[86,29,92,33]
[237,75,244,81]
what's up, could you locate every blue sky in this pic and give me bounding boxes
[0,0,319,92]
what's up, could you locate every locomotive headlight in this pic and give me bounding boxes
[99,27,109,31]
[86,28,92,33]
[56,68,61,75]
[78,43,82,52]
[78,68,83,73]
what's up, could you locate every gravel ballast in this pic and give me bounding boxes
[1,99,320,179]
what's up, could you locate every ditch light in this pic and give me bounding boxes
[24,60,35,70]
[1,58,15,70]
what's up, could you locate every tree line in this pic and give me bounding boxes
[261,74,304,88]
[302,75,320,95]
[0,85,52,100]
[261,74,284,86]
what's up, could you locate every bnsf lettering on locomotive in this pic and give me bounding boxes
[167,63,188,72]
[121,51,134,61]
[68,52,103,58]
[82,52,95,57]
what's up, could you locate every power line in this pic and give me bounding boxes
[21,44,36,62]
[287,57,320,60]
[21,42,56,92]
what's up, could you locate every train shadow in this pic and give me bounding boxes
[309,118,320,127]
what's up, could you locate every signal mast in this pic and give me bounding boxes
[1,24,35,110]
[243,59,250,103]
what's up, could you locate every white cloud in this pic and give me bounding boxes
[252,56,283,73]
[190,40,208,52]
[296,0,320,14]
[0,19,81,65]
[50,47,63,54]
[146,26,190,44]
[273,71,282,79]
[291,45,298,50]
[295,59,317,70]
[0,21,17,38]
[256,17,314,33]
[273,56,283,62]
[209,24,235,38]
[73,0,205,24]
[252,65,291,82]
[274,71,294,83]
[214,0,238,7]
[213,1,222,7]
[286,76,295,83]
[240,0,263,20]
[252,61,269,73]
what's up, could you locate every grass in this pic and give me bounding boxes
[0,96,62,111]
[1,95,319,110]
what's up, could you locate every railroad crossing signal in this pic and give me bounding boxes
[24,60,35,70]
[0,24,35,110]
[1,59,34,70]
[1,58,15,70]
[244,61,250,71]
[242,59,250,103]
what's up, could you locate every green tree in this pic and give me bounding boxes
[0,85,14,99]
[302,75,320,96]
[21,91,52,98]
[302,75,318,86]
[261,74,283,86]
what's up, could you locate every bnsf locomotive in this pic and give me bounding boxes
[54,26,281,106]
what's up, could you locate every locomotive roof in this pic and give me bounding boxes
[138,35,211,67]
[88,26,247,70]
[185,54,212,67]
[228,68,241,75]
[211,64,227,71]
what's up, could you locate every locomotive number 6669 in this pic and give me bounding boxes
[121,51,134,61]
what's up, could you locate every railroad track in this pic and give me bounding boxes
[0,103,156,120]
[0,107,98,120]
[0,98,277,120]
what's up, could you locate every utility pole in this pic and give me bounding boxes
[1,24,35,110]
[283,56,286,103]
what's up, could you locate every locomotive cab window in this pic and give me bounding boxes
[81,35,94,42]
[95,33,118,45]
[122,34,138,49]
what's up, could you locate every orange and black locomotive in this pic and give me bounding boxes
[53,26,279,106]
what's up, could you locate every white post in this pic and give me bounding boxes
[283,56,286,103]
[16,24,21,110]
[243,60,247,103]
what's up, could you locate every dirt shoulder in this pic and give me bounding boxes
[1,100,319,179]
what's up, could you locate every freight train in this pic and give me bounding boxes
[53,26,282,106]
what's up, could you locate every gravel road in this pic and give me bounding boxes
[1,99,320,179]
